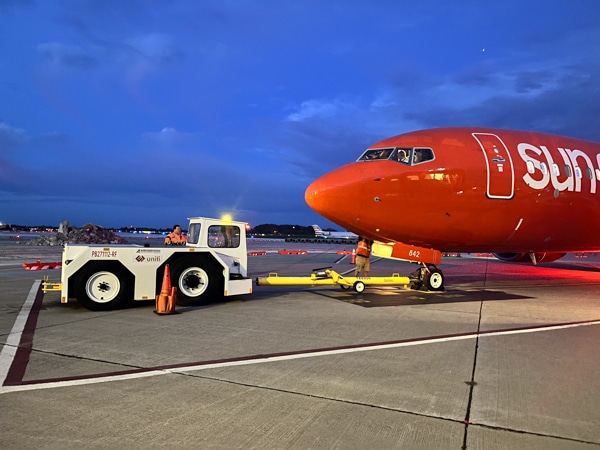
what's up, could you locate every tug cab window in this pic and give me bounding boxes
[208,225,240,248]
[187,223,201,245]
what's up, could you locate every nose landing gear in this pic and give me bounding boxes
[411,264,444,291]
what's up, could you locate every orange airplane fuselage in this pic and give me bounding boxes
[305,127,600,255]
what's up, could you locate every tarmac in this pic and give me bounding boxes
[1,233,600,449]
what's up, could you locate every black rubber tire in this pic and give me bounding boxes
[169,256,223,306]
[426,268,444,291]
[410,268,424,290]
[74,262,133,311]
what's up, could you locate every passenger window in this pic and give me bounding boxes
[565,164,572,177]
[586,168,593,180]
[540,163,548,175]
[526,161,535,174]
[574,166,582,179]
[552,163,560,176]
[187,223,201,245]
[208,225,240,248]
[595,169,600,181]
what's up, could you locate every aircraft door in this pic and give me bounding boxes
[472,133,514,199]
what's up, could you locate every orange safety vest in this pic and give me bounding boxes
[165,232,187,246]
[356,239,371,258]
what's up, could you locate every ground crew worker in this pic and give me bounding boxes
[164,224,187,246]
[354,237,372,277]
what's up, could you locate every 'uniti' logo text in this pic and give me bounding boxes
[135,255,161,263]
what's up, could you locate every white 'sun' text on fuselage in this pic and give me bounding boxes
[517,143,600,194]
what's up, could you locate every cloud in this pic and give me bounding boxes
[0,120,26,137]
[4,0,600,229]
[286,99,349,122]
[0,121,27,149]
[397,59,600,141]
[276,37,600,181]
[37,32,183,82]
[126,33,183,63]
[267,118,380,180]
[0,123,32,188]
[141,127,200,144]
[37,42,98,69]
[0,0,32,12]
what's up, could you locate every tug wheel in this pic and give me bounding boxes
[74,262,133,311]
[169,256,222,306]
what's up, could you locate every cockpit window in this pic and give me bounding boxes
[412,148,434,165]
[358,148,394,160]
[358,146,435,166]
[395,148,412,164]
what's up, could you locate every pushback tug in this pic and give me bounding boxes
[43,217,253,311]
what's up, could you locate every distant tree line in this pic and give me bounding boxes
[6,223,336,237]
[116,224,331,237]
[251,224,315,236]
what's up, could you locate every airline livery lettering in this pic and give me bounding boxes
[517,142,600,194]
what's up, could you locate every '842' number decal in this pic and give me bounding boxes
[408,249,420,258]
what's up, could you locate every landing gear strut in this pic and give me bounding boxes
[411,264,444,291]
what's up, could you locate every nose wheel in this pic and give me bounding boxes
[411,264,444,291]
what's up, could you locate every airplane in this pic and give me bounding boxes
[304,127,600,291]
[312,224,358,240]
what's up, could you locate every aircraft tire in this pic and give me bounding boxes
[426,268,444,291]
[410,268,424,290]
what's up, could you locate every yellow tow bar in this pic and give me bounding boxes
[256,268,411,293]
[42,276,62,293]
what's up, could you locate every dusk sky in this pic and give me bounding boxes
[1,1,599,229]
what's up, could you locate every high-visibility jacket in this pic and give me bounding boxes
[356,239,371,257]
[165,232,187,246]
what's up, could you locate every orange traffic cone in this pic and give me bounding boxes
[155,264,177,315]
[351,248,356,264]
[167,286,177,313]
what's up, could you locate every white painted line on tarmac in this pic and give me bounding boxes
[2,318,599,394]
[169,319,600,373]
[0,370,165,394]
[0,280,41,387]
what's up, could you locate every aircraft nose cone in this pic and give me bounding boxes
[305,163,364,227]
